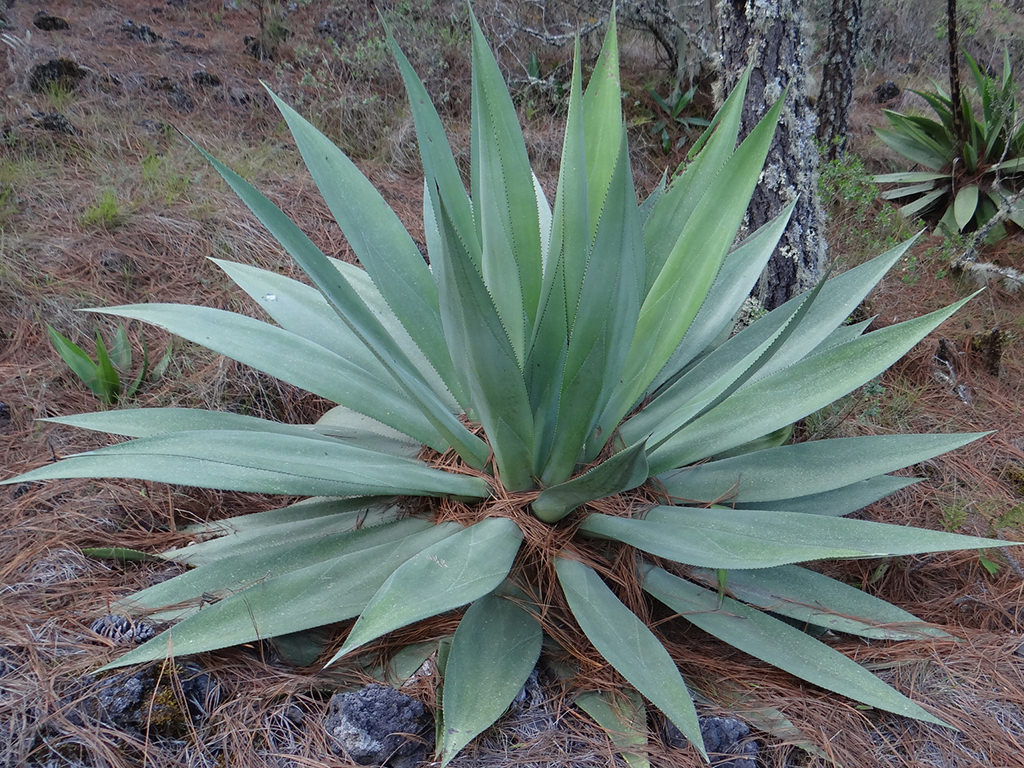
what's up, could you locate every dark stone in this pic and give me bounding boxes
[147,76,194,112]
[874,80,900,103]
[28,58,88,93]
[121,18,162,43]
[324,684,433,768]
[11,481,37,498]
[89,614,157,645]
[191,70,221,87]
[315,19,336,36]
[0,401,10,432]
[99,249,133,273]
[72,662,220,738]
[33,11,70,31]
[32,111,76,134]
[664,716,759,767]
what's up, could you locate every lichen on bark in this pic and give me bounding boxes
[716,0,828,311]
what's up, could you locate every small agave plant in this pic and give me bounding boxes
[6,12,1020,765]
[874,48,1024,239]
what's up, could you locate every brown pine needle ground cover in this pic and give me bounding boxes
[2,2,1024,767]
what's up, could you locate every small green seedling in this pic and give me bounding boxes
[648,84,710,153]
[46,324,168,404]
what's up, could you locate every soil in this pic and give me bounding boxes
[1,2,1024,768]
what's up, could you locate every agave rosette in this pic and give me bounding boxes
[6,14,1019,765]
[874,49,1024,237]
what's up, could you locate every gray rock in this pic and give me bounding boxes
[98,249,133,274]
[324,684,433,768]
[874,81,900,103]
[33,11,70,31]
[121,19,162,43]
[28,58,88,93]
[664,715,759,768]
[32,111,76,134]
[71,662,219,738]
[191,70,221,88]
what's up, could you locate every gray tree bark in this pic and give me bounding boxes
[716,0,827,311]
[816,0,862,160]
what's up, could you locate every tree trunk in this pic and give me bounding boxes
[716,0,827,311]
[947,0,965,160]
[816,0,862,160]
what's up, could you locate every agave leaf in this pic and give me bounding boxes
[872,171,948,183]
[581,506,1019,570]
[642,67,751,288]
[440,593,542,766]
[575,690,650,768]
[650,202,797,392]
[164,503,403,567]
[691,566,947,640]
[331,517,524,663]
[600,94,786,447]
[626,245,906,450]
[82,547,159,563]
[214,258,457,411]
[432,189,537,491]
[962,140,979,174]
[582,12,625,234]
[890,112,954,154]
[42,408,348,442]
[526,40,586,465]
[874,125,948,171]
[555,556,706,760]
[267,626,335,667]
[991,156,1024,173]
[92,302,447,449]
[642,565,950,726]
[184,495,396,536]
[646,261,832,453]
[261,91,459,401]
[647,295,975,471]
[638,171,666,224]
[898,187,947,218]
[468,14,542,358]
[658,433,985,504]
[542,130,643,483]
[879,180,943,200]
[953,185,980,231]
[533,442,649,523]
[736,475,921,517]
[127,514,431,617]
[386,27,477,264]
[2,429,489,499]
[190,145,488,468]
[101,521,461,670]
[624,240,913,445]
[912,90,954,132]
[315,405,422,457]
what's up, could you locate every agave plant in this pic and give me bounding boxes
[5,13,1019,765]
[874,48,1024,238]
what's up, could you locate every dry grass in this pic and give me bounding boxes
[2,1,1024,767]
